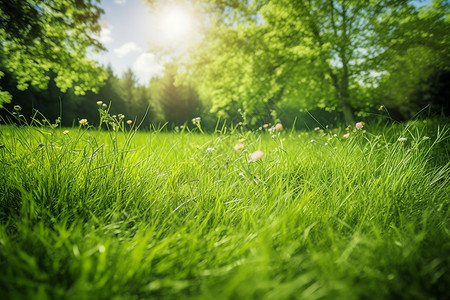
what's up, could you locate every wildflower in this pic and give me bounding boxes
[234,143,244,151]
[379,105,384,110]
[275,123,283,130]
[196,145,200,149]
[206,147,215,152]
[343,133,350,138]
[79,119,88,125]
[397,137,407,142]
[314,127,320,131]
[127,120,132,125]
[97,101,103,105]
[355,122,365,129]
[102,103,107,109]
[310,139,316,143]
[118,114,125,120]
[263,124,269,128]
[250,150,264,161]
[63,130,69,135]
[324,143,328,146]
[239,138,245,142]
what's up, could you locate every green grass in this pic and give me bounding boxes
[0,118,449,299]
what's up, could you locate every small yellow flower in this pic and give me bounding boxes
[63,130,69,135]
[378,105,384,110]
[127,120,132,124]
[275,123,283,130]
[250,150,264,161]
[234,143,244,151]
[97,101,103,105]
[79,119,87,125]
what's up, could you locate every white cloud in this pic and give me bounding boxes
[113,42,142,58]
[98,26,113,44]
[114,0,127,4]
[132,53,164,84]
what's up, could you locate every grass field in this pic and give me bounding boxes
[0,116,449,299]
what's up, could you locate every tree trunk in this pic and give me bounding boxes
[342,101,355,125]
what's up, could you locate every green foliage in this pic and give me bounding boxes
[0,0,107,107]
[150,63,203,126]
[375,0,450,117]
[0,111,449,298]
[149,0,450,124]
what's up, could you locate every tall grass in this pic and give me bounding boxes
[0,114,449,299]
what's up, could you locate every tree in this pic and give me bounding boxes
[146,0,449,124]
[152,63,202,126]
[0,0,107,107]
[374,0,450,118]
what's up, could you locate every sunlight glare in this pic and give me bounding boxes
[160,6,192,43]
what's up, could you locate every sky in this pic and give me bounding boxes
[91,0,166,85]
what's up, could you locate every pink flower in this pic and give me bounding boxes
[263,124,269,128]
[355,122,365,129]
[234,143,244,151]
[275,123,283,130]
[126,120,132,124]
[250,150,264,161]
[343,133,350,138]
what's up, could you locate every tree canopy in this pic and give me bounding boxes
[146,0,450,124]
[0,0,107,107]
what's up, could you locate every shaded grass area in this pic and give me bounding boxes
[0,119,449,299]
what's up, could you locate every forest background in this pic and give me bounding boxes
[0,0,449,130]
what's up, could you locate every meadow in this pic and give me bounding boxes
[0,113,449,299]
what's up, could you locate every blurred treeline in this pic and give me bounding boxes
[0,61,448,131]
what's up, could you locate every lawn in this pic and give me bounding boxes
[0,118,449,299]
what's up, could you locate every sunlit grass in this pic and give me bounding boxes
[0,115,449,299]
